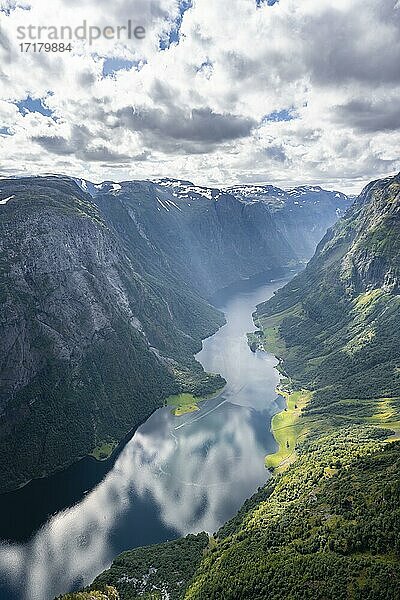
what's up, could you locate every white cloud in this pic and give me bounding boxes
[0,0,399,192]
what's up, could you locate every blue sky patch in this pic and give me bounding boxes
[263,108,297,123]
[159,0,193,50]
[102,58,140,77]
[15,96,53,117]
[256,0,279,7]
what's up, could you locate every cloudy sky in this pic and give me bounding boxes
[0,0,399,193]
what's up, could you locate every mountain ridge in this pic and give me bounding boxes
[0,173,350,491]
[72,171,400,600]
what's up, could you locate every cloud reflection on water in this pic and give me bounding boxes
[0,397,278,600]
[0,279,286,600]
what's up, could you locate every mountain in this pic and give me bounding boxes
[0,175,349,491]
[0,176,224,491]
[79,177,351,296]
[77,172,400,600]
[254,171,400,402]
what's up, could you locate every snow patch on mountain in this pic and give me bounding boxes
[0,195,15,205]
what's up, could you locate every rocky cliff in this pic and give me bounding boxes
[79,171,400,600]
[253,172,400,401]
[0,174,350,490]
[0,176,224,491]
[86,178,350,296]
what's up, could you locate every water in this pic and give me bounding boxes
[0,276,289,600]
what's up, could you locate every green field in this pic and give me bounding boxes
[166,387,225,416]
[90,441,118,461]
[166,393,201,416]
[265,389,311,471]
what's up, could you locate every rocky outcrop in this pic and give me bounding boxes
[340,174,400,294]
[255,171,400,401]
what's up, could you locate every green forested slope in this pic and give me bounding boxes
[184,438,400,600]
[58,534,210,600]
[182,173,400,598]
[0,176,224,491]
[80,173,400,600]
[254,172,400,420]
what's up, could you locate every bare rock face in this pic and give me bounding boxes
[342,175,400,295]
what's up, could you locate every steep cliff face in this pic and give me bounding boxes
[339,174,400,294]
[0,176,224,491]
[227,183,351,265]
[85,178,351,296]
[0,174,349,490]
[254,172,400,401]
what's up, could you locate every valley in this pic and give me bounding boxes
[0,175,348,492]
[0,274,290,600]
[66,172,400,600]
[2,3,398,599]
[2,172,399,600]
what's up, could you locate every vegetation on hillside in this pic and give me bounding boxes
[0,177,225,491]
[58,587,119,600]
[57,173,400,600]
[181,173,400,599]
[265,388,311,472]
[185,438,400,600]
[54,171,400,600]
[57,534,210,600]
[166,386,225,416]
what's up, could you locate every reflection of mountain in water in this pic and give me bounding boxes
[0,278,287,600]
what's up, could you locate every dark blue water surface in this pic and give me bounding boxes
[0,276,289,600]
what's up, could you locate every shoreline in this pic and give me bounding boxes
[0,406,162,496]
[166,385,227,416]
[0,304,230,496]
[246,294,311,474]
[265,386,311,473]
